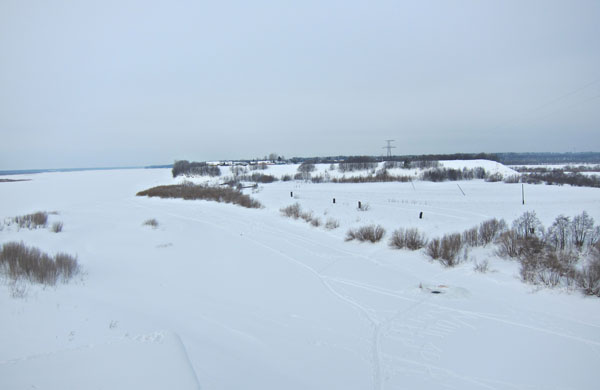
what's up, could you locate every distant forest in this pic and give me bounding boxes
[290,152,600,165]
[154,152,600,171]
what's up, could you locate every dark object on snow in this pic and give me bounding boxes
[358,201,362,209]
[419,211,423,219]
[430,290,442,294]
[333,198,335,204]
[290,191,293,197]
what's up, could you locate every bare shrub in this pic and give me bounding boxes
[512,211,543,239]
[300,211,314,223]
[357,203,370,211]
[247,173,277,183]
[485,172,504,182]
[462,227,479,247]
[338,157,378,173]
[55,253,80,280]
[519,247,577,287]
[325,218,340,230]
[50,221,64,233]
[427,238,442,259]
[439,233,463,266]
[310,218,322,227]
[280,203,302,219]
[12,211,48,229]
[503,174,521,184]
[297,161,316,180]
[427,233,463,266]
[281,174,292,182]
[143,219,159,228]
[577,247,600,296]
[172,160,221,178]
[389,228,427,250]
[0,242,79,286]
[479,218,507,245]
[546,215,571,251]
[345,225,386,243]
[473,259,490,273]
[136,184,262,209]
[571,211,595,248]
[495,230,521,258]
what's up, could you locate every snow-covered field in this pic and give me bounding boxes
[1,165,600,389]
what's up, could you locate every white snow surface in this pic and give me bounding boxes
[1,166,600,389]
[176,159,518,187]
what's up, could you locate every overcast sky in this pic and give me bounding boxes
[1,0,599,169]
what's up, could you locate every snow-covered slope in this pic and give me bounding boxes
[1,168,599,389]
[172,159,518,185]
[0,332,200,390]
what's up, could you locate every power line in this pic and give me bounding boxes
[382,140,396,159]
[491,77,600,131]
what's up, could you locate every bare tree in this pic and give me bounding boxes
[572,211,595,248]
[512,211,543,239]
[546,215,571,251]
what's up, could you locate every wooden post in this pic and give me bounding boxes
[358,201,362,209]
[419,211,423,219]
[333,198,336,204]
[290,191,293,198]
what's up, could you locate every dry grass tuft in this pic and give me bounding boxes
[137,184,262,209]
[346,225,386,243]
[0,241,79,285]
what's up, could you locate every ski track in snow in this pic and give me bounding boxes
[130,196,600,390]
[131,199,387,390]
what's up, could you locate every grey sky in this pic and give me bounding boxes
[1,0,599,169]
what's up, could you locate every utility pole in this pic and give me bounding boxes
[382,140,396,159]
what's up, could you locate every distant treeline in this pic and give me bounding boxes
[163,152,600,173]
[522,171,600,188]
[290,153,500,164]
[172,160,221,178]
[496,152,600,165]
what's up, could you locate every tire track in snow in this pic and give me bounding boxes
[131,199,386,390]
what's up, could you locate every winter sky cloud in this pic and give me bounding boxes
[1,0,599,169]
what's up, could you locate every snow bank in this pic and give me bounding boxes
[439,159,518,176]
